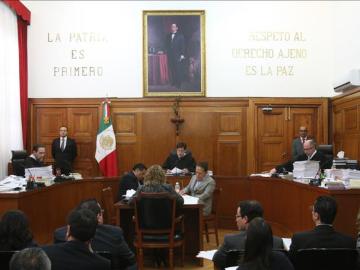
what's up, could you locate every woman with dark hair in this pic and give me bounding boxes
[237,217,294,270]
[0,210,37,250]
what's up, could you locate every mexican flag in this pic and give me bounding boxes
[95,100,118,176]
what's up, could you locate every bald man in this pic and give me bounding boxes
[270,139,332,174]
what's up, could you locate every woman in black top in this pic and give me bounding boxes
[237,217,294,270]
[0,210,37,250]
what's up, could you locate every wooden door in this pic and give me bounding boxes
[256,107,288,172]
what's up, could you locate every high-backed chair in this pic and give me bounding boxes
[0,250,18,270]
[317,144,333,160]
[293,248,358,270]
[204,187,222,246]
[133,192,184,270]
[101,187,116,225]
[11,150,27,177]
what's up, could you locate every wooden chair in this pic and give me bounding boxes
[204,187,222,246]
[101,187,116,225]
[0,251,18,270]
[133,192,185,270]
[293,248,358,270]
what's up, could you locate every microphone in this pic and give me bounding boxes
[25,168,35,190]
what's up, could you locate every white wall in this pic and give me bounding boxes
[23,1,360,98]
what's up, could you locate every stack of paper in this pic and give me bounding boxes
[293,161,319,178]
[25,165,53,179]
[182,195,199,205]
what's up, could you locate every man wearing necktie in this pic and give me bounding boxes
[291,126,309,159]
[51,126,77,174]
[166,23,185,89]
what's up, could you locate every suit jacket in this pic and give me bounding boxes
[237,251,294,270]
[52,137,77,166]
[276,150,332,173]
[129,183,184,209]
[289,224,356,262]
[183,174,215,216]
[162,151,196,172]
[292,137,305,159]
[213,230,285,269]
[167,32,185,62]
[54,224,135,270]
[42,240,111,270]
[118,172,142,200]
[24,156,44,168]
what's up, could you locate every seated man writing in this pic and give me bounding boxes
[270,139,332,174]
[162,142,196,174]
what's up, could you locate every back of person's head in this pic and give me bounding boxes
[77,199,101,216]
[10,247,51,270]
[176,142,187,149]
[144,164,165,186]
[67,208,97,242]
[132,163,147,171]
[314,195,337,224]
[239,200,264,222]
[0,210,33,250]
[196,161,208,172]
[243,217,273,269]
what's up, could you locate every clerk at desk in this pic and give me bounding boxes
[162,142,196,173]
[270,139,332,174]
[24,144,46,168]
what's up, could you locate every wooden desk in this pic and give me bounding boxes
[114,201,204,266]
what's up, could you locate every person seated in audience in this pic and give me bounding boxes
[237,217,294,270]
[180,161,215,216]
[10,247,51,270]
[118,163,147,200]
[213,200,284,269]
[24,144,46,168]
[289,196,355,262]
[43,208,111,270]
[162,142,196,173]
[53,199,136,270]
[0,210,37,251]
[269,139,332,174]
[129,164,184,208]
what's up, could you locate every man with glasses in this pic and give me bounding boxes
[292,126,309,159]
[213,200,284,269]
[54,199,136,270]
[270,139,332,174]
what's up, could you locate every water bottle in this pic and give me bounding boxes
[175,182,180,193]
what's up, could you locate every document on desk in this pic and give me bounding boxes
[183,194,199,205]
[282,238,292,251]
[124,189,136,198]
[170,167,184,175]
[225,267,238,270]
[0,176,26,192]
[25,165,53,179]
[196,249,217,260]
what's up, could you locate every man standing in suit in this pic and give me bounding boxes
[24,144,46,168]
[54,199,136,270]
[292,126,308,159]
[162,142,196,173]
[51,126,77,173]
[289,196,355,263]
[213,200,284,269]
[166,23,185,89]
[180,162,215,216]
[270,139,332,174]
[43,208,111,270]
[118,163,147,200]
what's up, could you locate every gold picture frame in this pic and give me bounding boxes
[143,10,206,97]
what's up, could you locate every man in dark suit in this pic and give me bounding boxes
[51,126,77,173]
[213,200,284,269]
[118,163,147,200]
[24,144,46,168]
[43,208,111,270]
[292,126,308,159]
[289,196,356,263]
[162,142,196,173]
[270,139,332,174]
[54,199,136,270]
[166,23,185,89]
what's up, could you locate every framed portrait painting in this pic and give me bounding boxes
[143,10,206,97]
